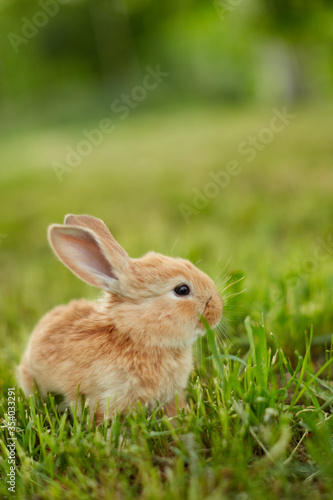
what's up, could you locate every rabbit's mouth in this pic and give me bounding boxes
[193,325,207,341]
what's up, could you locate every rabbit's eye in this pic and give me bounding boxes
[174,284,190,296]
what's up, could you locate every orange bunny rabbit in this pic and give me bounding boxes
[18,215,223,423]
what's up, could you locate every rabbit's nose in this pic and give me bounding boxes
[205,296,213,307]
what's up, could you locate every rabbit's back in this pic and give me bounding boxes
[18,299,106,398]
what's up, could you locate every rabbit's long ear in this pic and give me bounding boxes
[64,214,129,262]
[48,224,128,292]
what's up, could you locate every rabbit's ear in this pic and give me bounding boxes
[64,214,128,262]
[48,224,127,292]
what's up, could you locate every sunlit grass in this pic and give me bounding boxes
[1,320,332,499]
[0,103,333,498]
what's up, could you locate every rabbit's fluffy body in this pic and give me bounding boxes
[18,215,222,423]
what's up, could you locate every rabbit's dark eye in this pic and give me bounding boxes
[174,284,190,296]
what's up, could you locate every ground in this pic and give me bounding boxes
[0,102,333,499]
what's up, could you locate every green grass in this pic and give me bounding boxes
[0,102,333,498]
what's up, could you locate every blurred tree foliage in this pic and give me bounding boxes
[254,0,333,101]
[258,0,331,38]
[0,0,332,123]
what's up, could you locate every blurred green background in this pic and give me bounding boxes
[1,0,333,366]
[1,0,333,126]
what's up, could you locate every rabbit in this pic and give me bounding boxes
[18,214,223,424]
